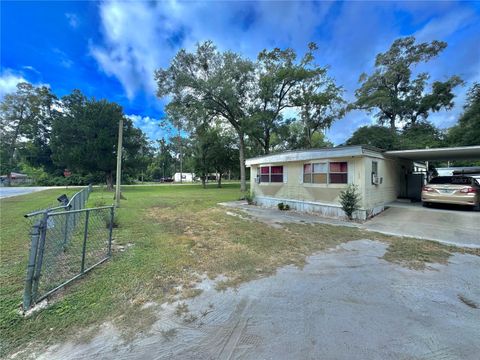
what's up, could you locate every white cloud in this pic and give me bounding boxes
[53,48,74,68]
[415,9,475,42]
[0,69,52,100]
[90,0,333,100]
[65,13,79,29]
[126,114,175,142]
[0,70,27,99]
[92,1,479,145]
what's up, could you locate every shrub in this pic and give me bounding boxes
[339,184,361,220]
[244,192,255,205]
[284,204,290,210]
[277,202,285,210]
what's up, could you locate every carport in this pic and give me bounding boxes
[385,145,480,200]
[368,145,480,247]
[385,145,480,162]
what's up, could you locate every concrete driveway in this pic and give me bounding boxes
[39,240,480,360]
[0,186,52,199]
[364,202,480,248]
[221,201,480,249]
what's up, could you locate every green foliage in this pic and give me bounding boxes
[244,191,255,205]
[276,121,333,150]
[354,36,462,130]
[156,41,345,191]
[50,90,150,189]
[346,125,398,150]
[346,121,446,151]
[156,41,255,191]
[0,82,58,179]
[249,43,344,153]
[448,82,480,147]
[277,202,290,211]
[398,121,445,149]
[339,184,361,220]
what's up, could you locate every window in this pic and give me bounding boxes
[371,161,378,184]
[259,166,283,183]
[303,163,327,183]
[329,162,348,184]
[303,161,348,184]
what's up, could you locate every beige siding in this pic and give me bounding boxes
[361,157,399,209]
[359,156,414,210]
[251,157,366,207]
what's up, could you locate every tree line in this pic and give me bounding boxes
[1,36,478,189]
[0,85,150,189]
[155,36,478,191]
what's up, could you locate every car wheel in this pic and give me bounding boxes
[422,202,430,207]
[473,204,480,211]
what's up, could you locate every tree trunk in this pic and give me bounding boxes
[238,132,246,192]
[201,176,206,189]
[106,172,114,191]
[390,117,396,131]
[264,128,270,154]
[217,173,222,188]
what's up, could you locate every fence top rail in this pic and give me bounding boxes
[46,205,114,216]
[24,184,92,218]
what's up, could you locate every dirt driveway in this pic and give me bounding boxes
[39,239,480,360]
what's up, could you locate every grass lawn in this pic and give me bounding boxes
[1,184,478,357]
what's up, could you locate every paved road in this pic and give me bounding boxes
[364,202,480,248]
[0,186,52,199]
[39,240,480,360]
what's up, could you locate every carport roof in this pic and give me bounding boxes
[385,146,480,161]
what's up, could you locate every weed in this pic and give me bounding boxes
[160,328,178,340]
[174,303,189,317]
[183,314,198,324]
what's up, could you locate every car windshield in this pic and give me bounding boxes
[429,176,479,185]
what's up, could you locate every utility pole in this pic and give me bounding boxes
[115,117,123,207]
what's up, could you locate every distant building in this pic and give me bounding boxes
[173,172,195,183]
[0,172,32,186]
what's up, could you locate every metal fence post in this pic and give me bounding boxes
[108,207,114,256]
[23,219,41,310]
[31,211,48,302]
[63,210,70,250]
[81,210,90,273]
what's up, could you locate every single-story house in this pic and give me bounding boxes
[247,145,409,220]
[246,145,480,220]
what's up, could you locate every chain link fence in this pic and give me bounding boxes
[23,185,114,310]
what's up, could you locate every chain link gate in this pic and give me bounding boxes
[23,185,114,310]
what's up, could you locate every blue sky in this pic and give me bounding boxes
[1,1,479,145]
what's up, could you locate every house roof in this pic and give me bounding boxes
[0,172,28,179]
[385,146,480,161]
[245,145,384,166]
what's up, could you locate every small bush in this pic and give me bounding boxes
[243,192,255,205]
[103,213,119,229]
[284,204,290,210]
[94,199,107,207]
[339,184,361,220]
[277,202,285,210]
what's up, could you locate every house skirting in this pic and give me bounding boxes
[254,196,385,221]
